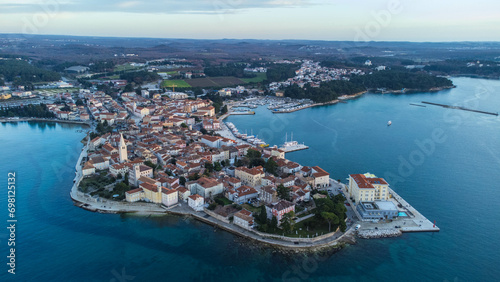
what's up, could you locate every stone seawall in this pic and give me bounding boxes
[357,229,402,239]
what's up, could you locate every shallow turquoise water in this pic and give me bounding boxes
[0,77,499,281]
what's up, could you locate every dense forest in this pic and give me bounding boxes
[265,64,300,83]
[425,60,500,77]
[120,71,160,84]
[0,104,56,118]
[89,61,116,72]
[285,71,453,103]
[351,70,454,90]
[0,59,61,85]
[285,80,365,103]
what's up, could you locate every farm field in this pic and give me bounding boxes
[161,80,191,88]
[241,72,267,83]
[164,76,248,88]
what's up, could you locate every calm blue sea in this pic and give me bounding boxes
[0,77,499,281]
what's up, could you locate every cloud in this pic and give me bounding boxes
[0,0,316,14]
[117,1,141,8]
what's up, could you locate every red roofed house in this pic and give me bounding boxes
[235,166,264,188]
[188,194,204,211]
[186,177,224,198]
[265,200,295,225]
[161,188,179,207]
[227,185,258,203]
[311,166,330,188]
[233,209,254,229]
[348,173,389,203]
[200,135,222,148]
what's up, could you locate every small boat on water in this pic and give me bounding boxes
[387,121,392,126]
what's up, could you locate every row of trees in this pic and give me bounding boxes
[0,104,56,118]
[120,71,160,84]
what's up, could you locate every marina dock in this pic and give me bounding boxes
[279,144,309,153]
[228,111,255,115]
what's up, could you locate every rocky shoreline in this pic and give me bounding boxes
[357,229,402,239]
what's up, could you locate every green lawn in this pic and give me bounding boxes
[261,216,336,238]
[103,75,120,79]
[38,88,79,94]
[114,64,139,72]
[161,80,191,88]
[219,197,233,206]
[241,72,267,83]
[241,203,260,213]
[291,217,334,238]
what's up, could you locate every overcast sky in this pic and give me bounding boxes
[1,0,499,41]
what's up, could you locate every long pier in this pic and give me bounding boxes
[421,101,498,116]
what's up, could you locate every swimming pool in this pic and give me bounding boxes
[398,212,408,217]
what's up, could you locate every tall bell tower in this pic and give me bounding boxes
[119,133,128,163]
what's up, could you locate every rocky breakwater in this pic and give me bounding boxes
[357,229,402,239]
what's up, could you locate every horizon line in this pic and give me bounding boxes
[1,32,500,44]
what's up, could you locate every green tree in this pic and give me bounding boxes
[123,83,134,92]
[246,148,261,159]
[221,105,228,115]
[75,99,84,106]
[270,215,278,231]
[340,220,347,232]
[205,162,214,173]
[188,173,200,181]
[214,161,222,171]
[264,158,278,176]
[277,184,291,201]
[250,158,265,168]
[179,176,186,186]
[321,212,339,232]
[258,205,268,224]
[281,211,296,233]
[181,123,188,128]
